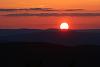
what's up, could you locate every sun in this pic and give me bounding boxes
[60,22,69,30]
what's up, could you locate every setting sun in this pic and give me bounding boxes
[60,22,69,30]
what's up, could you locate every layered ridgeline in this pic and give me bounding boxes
[0,29,100,46]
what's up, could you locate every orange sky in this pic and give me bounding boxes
[0,0,100,10]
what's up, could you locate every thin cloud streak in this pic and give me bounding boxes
[64,9,85,11]
[5,13,100,16]
[0,8,57,12]
[0,8,88,12]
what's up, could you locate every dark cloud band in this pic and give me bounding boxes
[5,13,100,16]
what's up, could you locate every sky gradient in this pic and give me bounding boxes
[0,0,100,10]
[0,0,100,29]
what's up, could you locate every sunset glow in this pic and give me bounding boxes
[0,0,99,10]
[0,0,100,29]
[60,22,69,30]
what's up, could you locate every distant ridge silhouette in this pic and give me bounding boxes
[0,29,100,46]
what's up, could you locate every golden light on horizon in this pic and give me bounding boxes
[60,22,69,30]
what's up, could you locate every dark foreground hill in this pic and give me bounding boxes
[0,29,100,67]
[0,43,100,67]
